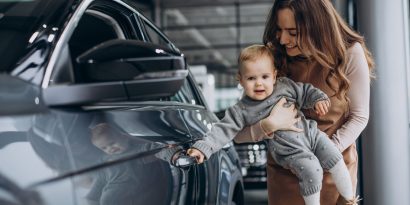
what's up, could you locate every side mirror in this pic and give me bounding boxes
[75,39,185,82]
[43,39,188,107]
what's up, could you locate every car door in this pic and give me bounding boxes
[133,12,208,205]
[166,75,223,205]
[178,81,221,205]
[136,14,243,204]
[0,113,78,205]
[45,107,191,205]
[180,75,243,205]
[44,1,197,205]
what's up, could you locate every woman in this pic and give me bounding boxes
[236,0,374,204]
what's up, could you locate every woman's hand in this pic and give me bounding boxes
[261,98,303,134]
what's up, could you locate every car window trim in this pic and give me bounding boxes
[138,15,172,44]
[85,9,126,39]
[42,0,94,89]
[110,0,166,43]
[43,0,144,89]
[129,13,146,41]
[186,73,210,108]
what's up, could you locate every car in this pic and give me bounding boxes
[234,141,268,189]
[0,0,244,205]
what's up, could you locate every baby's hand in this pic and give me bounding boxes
[314,99,331,116]
[187,148,205,164]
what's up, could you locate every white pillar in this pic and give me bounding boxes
[357,0,410,204]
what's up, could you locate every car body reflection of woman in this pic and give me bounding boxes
[235,0,374,204]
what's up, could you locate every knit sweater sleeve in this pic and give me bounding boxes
[331,42,370,152]
[282,77,329,109]
[192,105,246,159]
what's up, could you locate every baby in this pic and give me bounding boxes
[188,45,360,205]
[88,122,174,205]
[90,123,130,156]
[90,121,181,162]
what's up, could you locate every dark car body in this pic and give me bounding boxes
[0,0,244,204]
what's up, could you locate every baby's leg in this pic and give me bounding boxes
[303,192,320,205]
[312,131,356,202]
[289,156,324,205]
[329,160,354,201]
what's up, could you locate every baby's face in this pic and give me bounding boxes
[92,134,129,155]
[239,55,277,101]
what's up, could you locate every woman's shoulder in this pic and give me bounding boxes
[345,42,368,74]
[347,42,365,56]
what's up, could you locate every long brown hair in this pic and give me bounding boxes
[263,0,375,100]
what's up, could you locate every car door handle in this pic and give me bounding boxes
[172,152,198,168]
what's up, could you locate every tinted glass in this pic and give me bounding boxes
[170,79,200,105]
[142,20,170,47]
[0,0,68,72]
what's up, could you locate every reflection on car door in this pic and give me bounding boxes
[48,109,187,205]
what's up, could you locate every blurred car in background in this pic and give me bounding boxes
[0,0,244,204]
[234,142,268,189]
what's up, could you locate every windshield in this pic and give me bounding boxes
[0,0,71,72]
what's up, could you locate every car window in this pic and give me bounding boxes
[141,18,172,48]
[50,2,141,85]
[170,78,200,105]
[68,10,124,63]
[0,0,64,72]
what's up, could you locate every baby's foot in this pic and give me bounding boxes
[345,195,361,205]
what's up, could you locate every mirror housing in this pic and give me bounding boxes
[43,70,188,106]
[75,39,185,82]
[43,39,188,107]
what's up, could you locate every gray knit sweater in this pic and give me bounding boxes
[192,77,329,159]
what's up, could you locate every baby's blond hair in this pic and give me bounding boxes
[238,44,275,74]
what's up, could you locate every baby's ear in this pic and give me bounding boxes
[235,73,241,82]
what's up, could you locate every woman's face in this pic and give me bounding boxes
[276,8,302,56]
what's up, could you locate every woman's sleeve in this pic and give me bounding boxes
[331,43,370,152]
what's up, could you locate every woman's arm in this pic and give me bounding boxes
[234,98,302,143]
[331,43,370,152]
